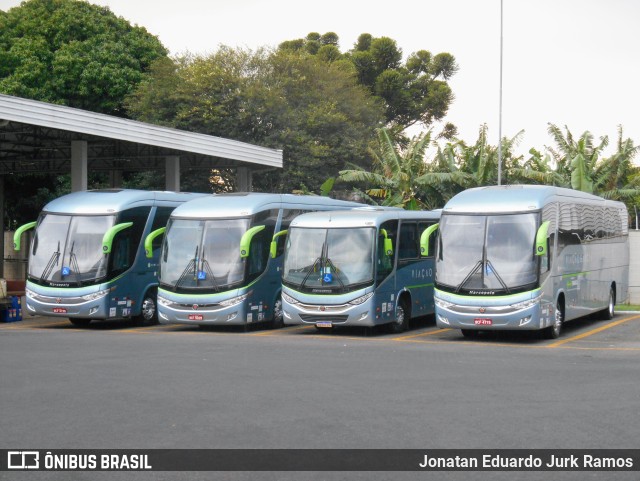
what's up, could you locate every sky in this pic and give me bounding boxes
[1,0,639,158]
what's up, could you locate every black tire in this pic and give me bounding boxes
[461,329,479,339]
[135,289,158,326]
[389,298,409,334]
[269,295,284,329]
[544,299,564,339]
[69,318,91,327]
[602,286,615,320]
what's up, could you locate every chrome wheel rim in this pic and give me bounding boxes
[141,298,156,321]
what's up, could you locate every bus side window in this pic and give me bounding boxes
[247,210,278,280]
[398,222,419,261]
[109,207,151,274]
[150,207,174,251]
[541,203,557,277]
[278,209,306,257]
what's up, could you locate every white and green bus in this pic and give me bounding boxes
[434,185,629,339]
[13,189,207,326]
[151,193,363,329]
[281,208,441,332]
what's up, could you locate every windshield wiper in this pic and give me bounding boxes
[40,241,61,281]
[67,241,81,283]
[485,259,510,294]
[300,256,323,289]
[322,257,345,288]
[175,246,198,289]
[455,260,483,293]
[199,251,220,292]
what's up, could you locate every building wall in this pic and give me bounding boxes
[629,231,640,304]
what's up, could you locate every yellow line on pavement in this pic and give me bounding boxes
[547,314,640,348]
[392,328,452,341]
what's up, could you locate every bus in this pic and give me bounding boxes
[151,193,363,328]
[433,185,629,339]
[280,208,441,333]
[13,189,207,326]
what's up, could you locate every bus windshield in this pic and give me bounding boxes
[159,218,250,291]
[29,214,115,284]
[436,213,539,294]
[283,227,375,293]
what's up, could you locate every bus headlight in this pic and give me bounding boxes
[81,289,110,301]
[349,292,373,305]
[219,291,251,307]
[157,295,171,307]
[435,297,454,309]
[282,292,299,305]
[510,295,542,311]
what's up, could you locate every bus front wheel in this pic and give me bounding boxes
[544,300,564,339]
[390,299,409,334]
[135,290,158,326]
[270,296,284,329]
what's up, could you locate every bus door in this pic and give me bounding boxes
[375,220,398,324]
[106,206,151,316]
[397,221,435,317]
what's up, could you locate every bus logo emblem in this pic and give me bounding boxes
[56,298,62,304]
[479,307,486,313]
[319,306,326,311]
[192,304,199,310]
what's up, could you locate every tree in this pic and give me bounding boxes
[0,0,168,116]
[127,47,385,193]
[337,127,437,209]
[278,32,458,131]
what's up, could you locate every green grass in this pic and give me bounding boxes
[617,304,640,311]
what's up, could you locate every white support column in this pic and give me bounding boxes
[237,166,252,192]
[165,156,180,192]
[71,140,88,192]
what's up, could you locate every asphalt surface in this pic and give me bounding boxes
[1,312,640,481]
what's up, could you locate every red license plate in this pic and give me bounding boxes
[188,314,204,321]
[52,307,67,314]
[474,318,492,325]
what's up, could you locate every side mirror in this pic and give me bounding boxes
[420,223,439,257]
[102,222,133,254]
[240,225,266,258]
[144,227,166,258]
[270,229,288,258]
[13,221,37,251]
[380,228,393,256]
[535,221,551,256]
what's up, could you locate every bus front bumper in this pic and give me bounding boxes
[25,288,115,320]
[157,293,259,326]
[434,293,552,331]
[282,295,377,327]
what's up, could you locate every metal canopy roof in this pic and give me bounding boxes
[0,93,283,174]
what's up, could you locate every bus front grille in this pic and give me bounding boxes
[300,314,349,324]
